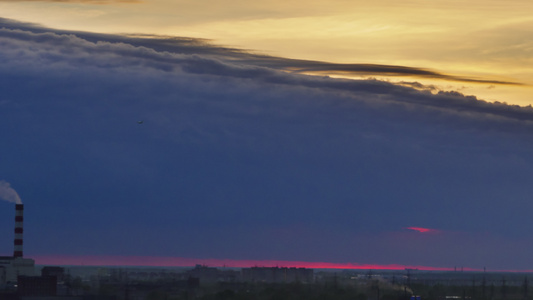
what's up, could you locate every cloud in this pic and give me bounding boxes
[118,37,525,86]
[2,18,533,269]
[247,59,524,86]
[406,227,440,234]
[0,18,522,86]
[0,20,531,126]
[112,33,524,86]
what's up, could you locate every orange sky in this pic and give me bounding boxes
[0,0,532,105]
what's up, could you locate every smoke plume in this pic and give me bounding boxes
[0,180,22,204]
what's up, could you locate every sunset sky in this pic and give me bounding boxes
[1,0,532,105]
[1,1,533,271]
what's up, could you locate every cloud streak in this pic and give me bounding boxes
[244,59,524,86]
[406,227,440,234]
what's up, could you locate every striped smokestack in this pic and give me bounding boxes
[14,204,23,258]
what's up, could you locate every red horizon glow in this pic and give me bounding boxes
[30,255,476,271]
[406,227,440,233]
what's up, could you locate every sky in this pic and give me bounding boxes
[1,1,533,271]
[1,0,532,105]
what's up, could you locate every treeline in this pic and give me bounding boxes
[155,281,533,300]
[410,279,533,300]
[103,273,533,300]
[195,282,377,300]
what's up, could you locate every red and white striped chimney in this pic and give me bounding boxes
[13,204,23,258]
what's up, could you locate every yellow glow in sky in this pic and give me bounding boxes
[1,0,532,105]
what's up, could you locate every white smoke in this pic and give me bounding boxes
[0,180,22,204]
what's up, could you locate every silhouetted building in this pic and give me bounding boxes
[185,265,238,283]
[41,266,66,282]
[241,267,313,283]
[1,204,36,287]
[17,275,57,297]
[0,256,35,285]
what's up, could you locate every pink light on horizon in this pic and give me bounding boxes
[31,254,467,271]
[406,227,440,233]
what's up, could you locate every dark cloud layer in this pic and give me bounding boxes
[118,33,523,86]
[1,18,533,269]
[0,18,529,122]
[0,18,521,86]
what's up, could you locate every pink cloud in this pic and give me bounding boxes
[406,227,440,233]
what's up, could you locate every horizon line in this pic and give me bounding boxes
[23,254,533,272]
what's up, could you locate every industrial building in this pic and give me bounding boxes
[0,204,35,287]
